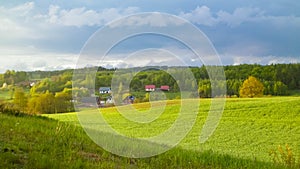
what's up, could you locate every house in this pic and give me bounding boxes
[99,87,111,94]
[160,85,170,91]
[96,96,114,107]
[106,95,114,104]
[145,85,155,92]
[123,95,135,104]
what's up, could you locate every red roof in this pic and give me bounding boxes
[145,85,155,89]
[160,85,170,90]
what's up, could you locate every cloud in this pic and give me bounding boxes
[10,1,35,16]
[108,12,186,28]
[180,6,300,28]
[0,2,143,61]
[0,2,35,23]
[217,7,264,27]
[179,6,217,26]
[44,6,140,27]
[0,46,78,73]
[0,2,141,45]
[0,2,37,40]
[0,2,299,72]
[220,55,300,65]
[32,60,47,68]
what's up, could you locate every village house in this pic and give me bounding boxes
[145,85,170,92]
[123,94,135,104]
[106,95,114,104]
[99,87,111,94]
[160,85,170,91]
[145,85,155,92]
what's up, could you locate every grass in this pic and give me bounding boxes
[0,113,132,168]
[0,112,292,169]
[46,97,300,165]
[1,97,299,168]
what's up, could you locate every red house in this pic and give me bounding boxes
[145,85,155,92]
[160,85,170,91]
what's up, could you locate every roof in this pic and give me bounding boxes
[145,85,155,89]
[99,87,111,91]
[160,85,170,90]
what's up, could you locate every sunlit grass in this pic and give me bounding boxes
[46,97,300,163]
[1,111,292,168]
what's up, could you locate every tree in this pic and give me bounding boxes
[144,92,150,102]
[27,96,41,114]
[39,91,56,114]
[273,81,288,96]
[240,76,264,98]
[8,85,14,99]
[0,74,4,86]
[198,80,211,98]
[4,70,16,85]
[173,81,179,92]
[13,87,28,112]
[55,91,73,113]
[263,81,273,95]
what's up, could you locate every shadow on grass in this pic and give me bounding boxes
[0,112,293,169]
[83,126,292,169]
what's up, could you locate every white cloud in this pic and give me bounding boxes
[226,55,300,65]
[44,6,140,27]
[10,1,34,16]
[180,6,300,28]
[217,7,264,27]
[0,2,299,72]
[179,6,217,26]
[59,8,100,26]
[0,18,20,32]
[0,46,78,72]
[0,2,46,41]
[48,5,60,23]
[108,12,186,28]
[0,2,141,45]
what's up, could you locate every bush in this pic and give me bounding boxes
[0,100,22,116]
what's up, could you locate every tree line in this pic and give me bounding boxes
[0,63,299,114]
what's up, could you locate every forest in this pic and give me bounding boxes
[0,63,299,114]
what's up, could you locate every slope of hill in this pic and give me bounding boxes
[0,110,292,169]
[44,97,300,168]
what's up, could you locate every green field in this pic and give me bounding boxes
[45,97,300,166]
[1,96,299,168]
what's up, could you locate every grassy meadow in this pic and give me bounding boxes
[42,97,300,168]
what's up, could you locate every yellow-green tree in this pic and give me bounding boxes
[27,96,41,114]
[13,87,28,113]
[28,91,56,114]
[40,91,55,114]
[240,76,264,98]
[55,91,73,113]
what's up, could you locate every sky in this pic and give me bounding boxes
[0,0,300,72]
